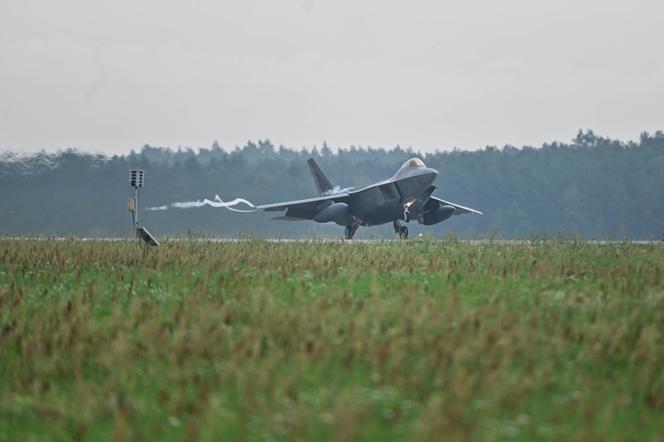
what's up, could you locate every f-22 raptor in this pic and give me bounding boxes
[256,158,482,239]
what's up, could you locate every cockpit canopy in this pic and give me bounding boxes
[399,158,426,171]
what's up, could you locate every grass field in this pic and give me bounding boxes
[0,239,663,441]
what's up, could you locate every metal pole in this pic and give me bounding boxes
[135,187,139,239]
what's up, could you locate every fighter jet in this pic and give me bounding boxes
[256,158,482,239]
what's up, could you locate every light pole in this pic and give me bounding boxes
[129,169,144,239]
[128,169,159,246]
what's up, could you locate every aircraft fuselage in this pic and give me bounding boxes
[349,167,438,226]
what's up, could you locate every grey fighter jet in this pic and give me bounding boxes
[257,158,482,239]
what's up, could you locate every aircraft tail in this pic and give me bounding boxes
[307,158,334,196]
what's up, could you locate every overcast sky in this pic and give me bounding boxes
[1,0,663,154]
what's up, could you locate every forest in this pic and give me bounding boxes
[1,130,663,239]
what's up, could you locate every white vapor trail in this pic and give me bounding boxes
[146,195,257,212]
[322,185,354,196]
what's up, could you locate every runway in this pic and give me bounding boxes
[1,237,662,245]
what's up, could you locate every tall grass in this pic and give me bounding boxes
[1,239,662,441]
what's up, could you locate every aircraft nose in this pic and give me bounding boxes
[424,167,438,182]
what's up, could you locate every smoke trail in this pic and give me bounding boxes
[146,195,257,212]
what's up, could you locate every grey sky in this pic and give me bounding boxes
[1,0,663,154]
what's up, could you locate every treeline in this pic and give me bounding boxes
[1,130,663,239]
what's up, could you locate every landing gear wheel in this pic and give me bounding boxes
[345,225,353,240]
[399,226,409,239]
[344,219,361,240]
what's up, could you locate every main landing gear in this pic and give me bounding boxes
[393,220,409,239]
[344,220,361,240]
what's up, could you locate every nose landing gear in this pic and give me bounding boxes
[392,219,409,239]
[399,226,409,239]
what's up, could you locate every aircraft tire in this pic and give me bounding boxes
[345,225,354,240]
[399,226,409,239]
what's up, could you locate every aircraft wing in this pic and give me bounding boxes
[257,193,351,220]
[429,196,483,215]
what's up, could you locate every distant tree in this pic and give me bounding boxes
[0,131,663,238]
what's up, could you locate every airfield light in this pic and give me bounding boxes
[128,169,159,247]
[129,169,144,188]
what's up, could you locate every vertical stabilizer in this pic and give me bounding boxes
[307,158,334,195]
